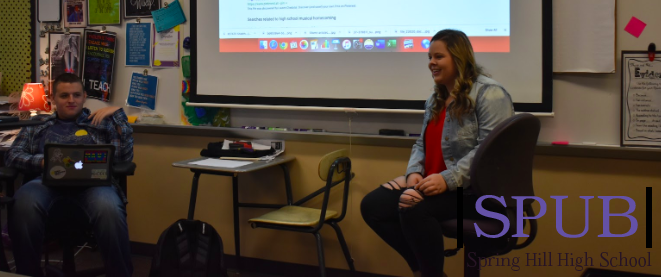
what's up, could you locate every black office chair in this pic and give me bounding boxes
[248,149,356,277]
[0,162,136,276]
[441,113,541,277]
[0,167,18,272]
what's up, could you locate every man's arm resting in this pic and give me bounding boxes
[110,108,134,163]
[5,127,43,172]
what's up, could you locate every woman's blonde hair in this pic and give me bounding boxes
[429,29,483,123]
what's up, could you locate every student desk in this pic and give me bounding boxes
[172,155,296,268]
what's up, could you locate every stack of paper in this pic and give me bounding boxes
[189,158,252,168]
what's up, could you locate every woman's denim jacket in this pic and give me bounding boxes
[406,75,515,193]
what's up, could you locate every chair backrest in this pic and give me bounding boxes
[317,149,352,223]
[318,149,348,182]
[469,113,540,208]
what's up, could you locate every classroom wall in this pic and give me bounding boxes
[40,0,660,145]
[34,0,190,121]
[129,134,660,277]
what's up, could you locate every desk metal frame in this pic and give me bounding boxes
[173,156,295,269]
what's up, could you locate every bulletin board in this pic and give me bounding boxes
[0,0,33,95]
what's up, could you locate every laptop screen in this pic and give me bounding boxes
[43,144,115,186]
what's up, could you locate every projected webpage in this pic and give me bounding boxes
[219,0,510,53]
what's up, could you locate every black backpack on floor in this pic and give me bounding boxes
[150,219,228,277]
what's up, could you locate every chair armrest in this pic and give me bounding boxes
[0,167,18,180]
[113,162,136,176]
[0,196,14,206]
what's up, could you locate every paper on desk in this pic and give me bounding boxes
[253,139,285,151]
[189,158,252,168]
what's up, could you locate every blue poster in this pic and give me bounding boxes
[127,72,158,110]
[126,23,151,66]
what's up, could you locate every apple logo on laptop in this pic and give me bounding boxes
[74,161,83,170]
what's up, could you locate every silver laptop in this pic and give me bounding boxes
[43,144,115,186]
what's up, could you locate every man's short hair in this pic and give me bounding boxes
[52,73,84,96]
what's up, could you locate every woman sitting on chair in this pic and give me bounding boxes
[360,29,514,277]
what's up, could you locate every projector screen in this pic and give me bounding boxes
[190,0,552,113]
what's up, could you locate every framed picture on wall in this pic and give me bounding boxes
[620,51,661,147]
[125,0,160,18]
[63,0,87,28]
[88,0,121,25]
[49,32,82,91]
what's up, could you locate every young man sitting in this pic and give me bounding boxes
[5,73,134,276]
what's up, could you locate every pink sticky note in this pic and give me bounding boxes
[625,16,647,38]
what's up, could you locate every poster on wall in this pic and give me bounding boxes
[152,24,180,67]
[127,72,158,110]
[125,0,160,18]
[88,0,121,25]
[49,32,82,90]
[63,0,87,27]
[621,51,661,147]
[82,30,117,102]
[126,23,151,66]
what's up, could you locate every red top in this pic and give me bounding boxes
[424,107,448,177]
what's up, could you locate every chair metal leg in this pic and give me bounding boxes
[3,178,15,198]
[328,222,355,271]
[313,232,326,277]
[232,175,242,270]
[0,209,9,272]
[62,244,76,274]
[45,248,50,266]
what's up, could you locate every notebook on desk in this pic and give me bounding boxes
[43,144,115,187]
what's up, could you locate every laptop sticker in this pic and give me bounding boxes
[75,130,88,136]
[91,169,107,179]
[50,166,66,179]
[63,157,74,167]
[84,150,108,163]
[50,148,64,163]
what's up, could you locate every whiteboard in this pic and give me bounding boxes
[553,0,616,73]
[38,0,61,22]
